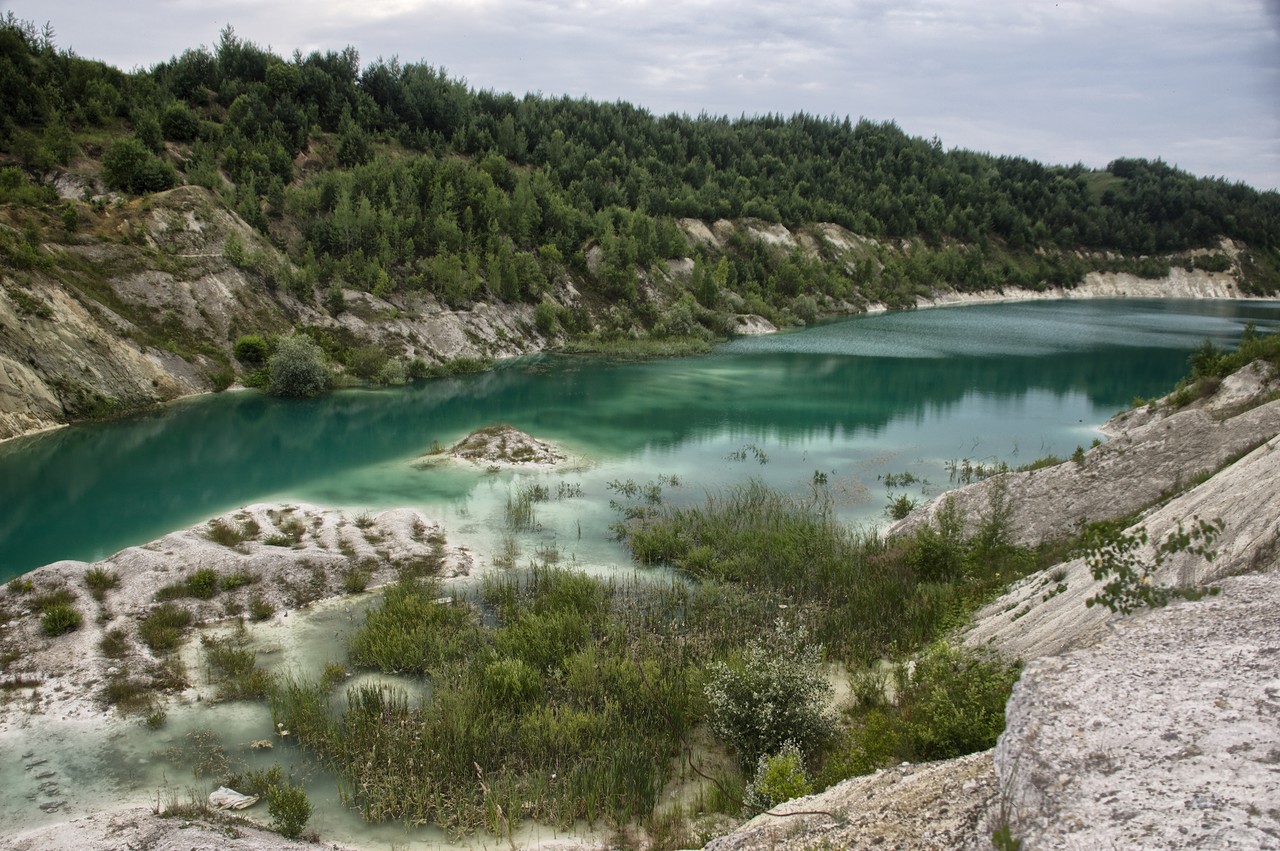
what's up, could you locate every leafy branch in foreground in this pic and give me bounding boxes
[1084,517,1224,614]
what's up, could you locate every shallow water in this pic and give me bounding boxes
[3,298,1280,845]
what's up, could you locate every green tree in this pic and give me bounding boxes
[267,335,331,398]
[101,137,174,194]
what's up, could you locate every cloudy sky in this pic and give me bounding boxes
[11,0,1280,190]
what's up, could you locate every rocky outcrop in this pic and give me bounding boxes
[705,361,1280,850]
[889,361,1280,549]
[991,571,1280,849]
[0,186,556,443]
[0,503,473,731]
[703,752,995,851]
[0,805,359,851]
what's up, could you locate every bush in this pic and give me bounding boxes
[704,621,834,767]
[897,642,1020,761]
[233,333,268,366]
[160,102,199,141]
[41,602,83,636]
[84,567,120,601]
[101,137,175,194]
[268,779,312,838]
[267,335,331,398]
[235,765,312,839]
[743,742,813,813]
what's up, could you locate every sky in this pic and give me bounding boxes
[9,0,1280,191]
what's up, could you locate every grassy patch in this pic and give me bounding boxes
[206,517,260,548]
[139,603,194,651]
[156,568,221,601]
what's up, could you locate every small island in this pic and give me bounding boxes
[417,424,572,470]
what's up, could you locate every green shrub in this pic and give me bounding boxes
[743,742,813,813]
[704,621,834,767]
[248,596,275,622]
[101,137,175,194]
[818,707,902,784]
[41,602,82,636]
[268,335,331,398]
[160,102,199,141]
[235,765,312,839]
[140,603,193,651]
[186,568,220,599]
[268,779,312,838]
[897,642,1020,761]
[100,627,130,658]
[233,333,269,366]
[206,517,258,547]
[1084,517,1224,614]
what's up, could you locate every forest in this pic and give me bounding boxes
[2,13,1279,336]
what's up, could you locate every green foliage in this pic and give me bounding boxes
[234,765,312,839]
[40,601,82,636]
[139,602,194,651]
[886,493,917,520]
[704,621,834,767]
[1084,517,1224,614]
[160,101,199,141]
[84,566,119,601]
[101,137,175,194]
[821,644,1019,785]
[267,334,331,398]
[248,595,275,621]
[268,567,701,832]
[202,634,272,699]
[347,578,481,674]
[233,333,268,366]
[894,642,1020,761]
[743,742,813,813]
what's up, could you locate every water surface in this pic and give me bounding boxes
[2,298,1278,577]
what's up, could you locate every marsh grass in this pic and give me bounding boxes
[140,603,194,651]
[202,634,273,700]
[206,517,260,548]
[268,567,704,834]
[621,479,1036,665]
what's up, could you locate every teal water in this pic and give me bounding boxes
[2,298,1278,578]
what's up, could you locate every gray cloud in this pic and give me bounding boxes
[9,0,1279,189]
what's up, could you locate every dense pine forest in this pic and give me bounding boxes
[3,15,1280,335]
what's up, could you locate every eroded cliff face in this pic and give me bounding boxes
[0,184,1261,444]
[0,185,554,442]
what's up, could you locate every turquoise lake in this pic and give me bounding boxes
[2,298,1279,579]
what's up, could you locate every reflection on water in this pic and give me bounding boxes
[1,298,1277,576]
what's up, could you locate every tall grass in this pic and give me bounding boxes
[270,567,702,833]
[622,479,1032,663]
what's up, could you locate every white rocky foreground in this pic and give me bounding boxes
[0,503,474,732]
[707,361,1280,850]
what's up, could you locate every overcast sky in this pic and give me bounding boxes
[10,0,1280,191]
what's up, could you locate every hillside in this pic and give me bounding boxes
[2,16,1280,441]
